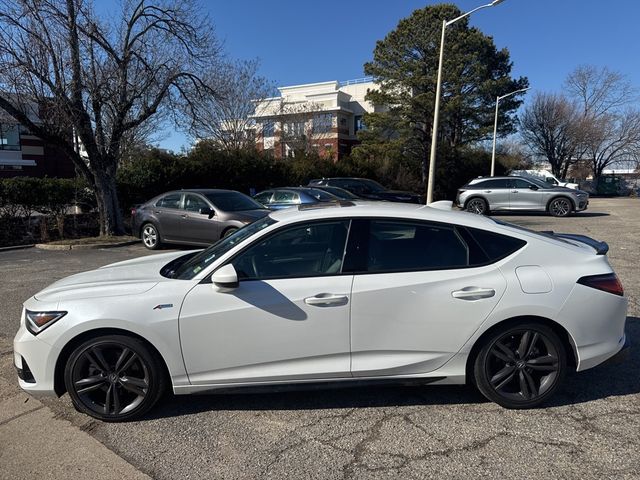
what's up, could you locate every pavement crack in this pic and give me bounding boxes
[0,405,44,426]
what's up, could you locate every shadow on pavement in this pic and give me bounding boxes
[489,211,610,218]
[143,316,639,420]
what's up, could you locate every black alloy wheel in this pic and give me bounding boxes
[466,198,489,215]
[64,335,166,421]
[474,323,566,408]
[549,197,572,217]
[222,227,238,238]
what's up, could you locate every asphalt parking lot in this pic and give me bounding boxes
[1,197,638,479]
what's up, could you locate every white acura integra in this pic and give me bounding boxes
[14,202,628,421]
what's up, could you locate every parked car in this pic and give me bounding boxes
[308,177,422,203]
[456,176,589,217]
[132,189,269,250]
[14,202,627,421]
[510,169,579,189]
[310,185,361,200]
[253,187,339,210]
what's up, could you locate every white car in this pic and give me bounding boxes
[14,202,628,421]
[510,170,580,189]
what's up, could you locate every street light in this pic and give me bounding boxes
[490,87,530,176]
[425,0,507,204]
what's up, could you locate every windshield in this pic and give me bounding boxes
[167,216,277,280]
[303,188,338,201]
[359,179,386,192]
[527,177,555,189]
[204,191,265,212]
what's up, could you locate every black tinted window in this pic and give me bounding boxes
[474,179,509,189]
[465,227,526,262]
[205,191,264,212]
[232,221,350,280]
[364,220,469,272]
[511,179,533,189]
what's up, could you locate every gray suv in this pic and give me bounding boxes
[456,176,589,217]
[132,189,269,249]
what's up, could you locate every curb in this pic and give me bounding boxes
[35,239,140,250]
[0,244,35,252]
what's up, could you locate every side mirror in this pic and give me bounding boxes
[212,263,238,291]
[528,185,539,190]
[199,207,215,219]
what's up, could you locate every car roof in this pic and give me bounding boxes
[268,201,498,230]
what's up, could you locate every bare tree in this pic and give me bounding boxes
[519,93,583,178]
[188,59,273,153]
[0,0,222,235]
[565,65,640,180]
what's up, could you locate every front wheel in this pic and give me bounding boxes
[548,198,572,217]
[473,322,567,409]
[64,335,167,422]
[222,227,238,238]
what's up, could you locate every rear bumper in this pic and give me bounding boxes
[600,336,630,367]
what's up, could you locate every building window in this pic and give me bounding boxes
[313,113,332,134]
[0,124,21,151]
[354,116,365,132]
[285,120,306,138]
[262,120,275,138]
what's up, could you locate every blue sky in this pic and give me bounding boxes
[151,0,640,151]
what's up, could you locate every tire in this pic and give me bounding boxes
[141,223,161,250]
[222,227,238,238]
[466,197,489,215]
[548,197,572,217]
[64,334,167,422]
[473,322,567,409]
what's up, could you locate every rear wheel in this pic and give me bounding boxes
[466,198,489,215]
[64,335,167,422]
[473,322,566,409]
[548,197,572,217]
[141,223,161,250]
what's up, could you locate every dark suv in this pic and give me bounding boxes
[308,177,422,203]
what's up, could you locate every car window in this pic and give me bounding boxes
[303,188,337,201]
[511,179,533,189]
[457,227,527,263]
[184,194,209,213]
[273,191,300,204]
[254,191,273,204]
[363,220,469,272]
[232,220,350,280]
[474,179,509,189]
[155,193,182,209]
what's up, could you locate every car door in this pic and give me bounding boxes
[347,219,508,377]
[179,219,353,385]
[181,193,221,244]
[475,179,510,210]
[509,178,543,210]
[154,192,184,242]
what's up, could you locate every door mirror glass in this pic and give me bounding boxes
[212,264,239,291]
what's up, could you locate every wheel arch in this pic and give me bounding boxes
[546,195,576,212]
[53,327,172,397]
[465,315,578,385]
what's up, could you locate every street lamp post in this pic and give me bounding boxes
[425,0,506,204]
[490,87,530,176]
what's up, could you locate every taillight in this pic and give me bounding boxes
[577,273,624,296]
[131,208,137,216]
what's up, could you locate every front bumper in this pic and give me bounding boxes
[576,198,589,211]
[13,324,61,397]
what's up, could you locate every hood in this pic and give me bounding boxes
[363,190,421,203]
[232,208,270,222]
[34,250,190,303]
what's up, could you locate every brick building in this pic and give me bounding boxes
[0,104,76,179]
[251,78,380,161]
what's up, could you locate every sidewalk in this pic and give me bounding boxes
[0,341,150,480]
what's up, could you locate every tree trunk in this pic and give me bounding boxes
[94,173,124,236]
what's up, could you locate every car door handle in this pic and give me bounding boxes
[181,214,188,218]
[511,190,518,193]
[304,294,349,307]
[484,190,492,193]
[451,287,496,300]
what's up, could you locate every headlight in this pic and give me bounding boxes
[25,310,67,335]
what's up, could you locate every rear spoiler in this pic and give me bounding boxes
[541,231,609,255]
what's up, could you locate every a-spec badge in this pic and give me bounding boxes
[153,304,174,310]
